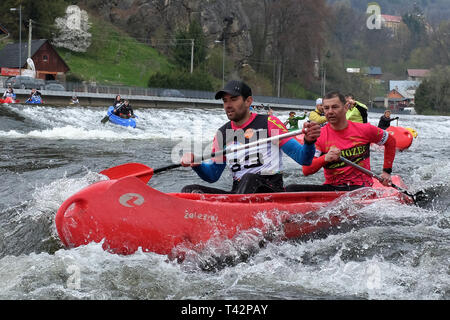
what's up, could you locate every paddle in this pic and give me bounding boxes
[339,156,426,204]
[101,104,119,124]
[101,106,116,124]
[100,114,110,124]
[100,128,307,183]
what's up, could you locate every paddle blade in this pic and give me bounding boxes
[101,115,110,124]
[100,163,154,183]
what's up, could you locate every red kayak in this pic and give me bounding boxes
[0,97,17,104]
[55,175,412,256]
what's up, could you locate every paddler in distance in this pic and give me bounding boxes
[345,93,368,123]
[308,98,327,126]
[180,80,321,194]
[284,111,306,131]
[378,110,399,130]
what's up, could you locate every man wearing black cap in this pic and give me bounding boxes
[180,80,321,194]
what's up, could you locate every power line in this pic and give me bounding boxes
[30,21,216,49]
[31,22,197,43]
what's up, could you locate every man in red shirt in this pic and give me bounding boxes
[286,91,396,192]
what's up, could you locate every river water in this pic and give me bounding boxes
[0,103,449,301]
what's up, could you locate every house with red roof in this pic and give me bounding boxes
[381,14,403,35]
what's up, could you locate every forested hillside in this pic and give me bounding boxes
[242,0,449,103]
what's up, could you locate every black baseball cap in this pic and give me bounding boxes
[215,80,252,100]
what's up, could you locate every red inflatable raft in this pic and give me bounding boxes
[386,126,414,151]
[55,175,412,256]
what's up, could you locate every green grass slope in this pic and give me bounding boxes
[56,15,173,87]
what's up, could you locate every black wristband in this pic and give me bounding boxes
[304,138,316,145]
[383,168,392,174]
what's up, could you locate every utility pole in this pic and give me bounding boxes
[321,67,327,97]
[19,6,22,75]
[28,19,32,59]
[10,5,22,75]
[190,39,194,74]
[222,38,225,87]
[321,51,331,97]
[277,61,281,98]
[214,39,225,87]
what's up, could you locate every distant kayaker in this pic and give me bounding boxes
[180,80,321,194]
[345,93,368,123]
[26,88,42,103]
[284,111,306,130]
[308,98,327,126]
[113,99,135,119]
[113,94,123,108]
[31,88,41,97]
[378,110,399,130]
[2,86,15,99]
[285,90,397,192]
[70,96,79,104]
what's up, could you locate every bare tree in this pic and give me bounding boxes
[259,0,328,94]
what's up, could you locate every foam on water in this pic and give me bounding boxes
[0,105,229,142]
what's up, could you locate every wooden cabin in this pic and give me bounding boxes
[0,39,70,81]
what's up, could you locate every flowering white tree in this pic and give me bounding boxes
[52,5,92,53]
